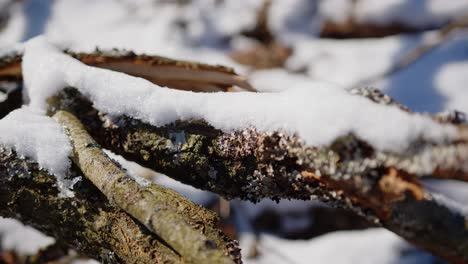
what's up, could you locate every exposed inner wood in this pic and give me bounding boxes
[0,56,255,93]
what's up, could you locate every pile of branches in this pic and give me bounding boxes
[0,51,467,264]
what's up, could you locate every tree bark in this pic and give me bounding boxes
[53,110,241,264]
[0,150,182,263]
[48,88,468,264]
[0,81,22,118]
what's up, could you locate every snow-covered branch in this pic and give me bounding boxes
[47,86,468,263]
[1,38,467,263]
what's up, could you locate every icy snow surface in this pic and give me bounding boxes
[0,106,73,195]
[23,37,456,153]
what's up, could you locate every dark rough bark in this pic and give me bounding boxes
[48,88,468,264]
[53,110,241,264]
[0,81,22,118]
[0,150,182,264]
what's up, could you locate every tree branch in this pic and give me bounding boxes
[48,88,468,263]
[0,50,255,92]
[53,110,241,264]
[0,150,182,263]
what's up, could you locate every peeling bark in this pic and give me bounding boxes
[0,150,182,264]
[48,88,468,263]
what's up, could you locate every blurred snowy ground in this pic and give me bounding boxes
[1,0,467,263]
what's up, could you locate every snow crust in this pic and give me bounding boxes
[0,106,73,195]
[23,37,456,153]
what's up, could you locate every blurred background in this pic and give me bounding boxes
[1,0,468,263]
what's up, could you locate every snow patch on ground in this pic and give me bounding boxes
[244,228,438,264]
[0,2,25,46]
[354,0,468,28]
[286,33,423,87]
[435,61,468,113]
[376,32,468,113]
[319,0,468,28]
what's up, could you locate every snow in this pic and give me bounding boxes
[434,61,468,114]
[103,150,216,205]
[319,0,354,25]
[423,179,468,215]
[0,107,74,196]
[236,199,319,220]
[104,150,216,205]
[286,34,422,87]
[376,32,468,113]
[0,217,54,255]
[243,228,438,264]
[104,149,152,187]
[154,174,217,206]
[285,30,468,114]
[23,37,456,153]
[0,2,26,46]
[319,0,468,28]
[268,0,320,36]
[354,0,468,28]
[0,1,467,262]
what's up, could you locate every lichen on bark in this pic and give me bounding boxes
[53,110,241,264]
[0,149,182,263]
[47,87,468,263]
